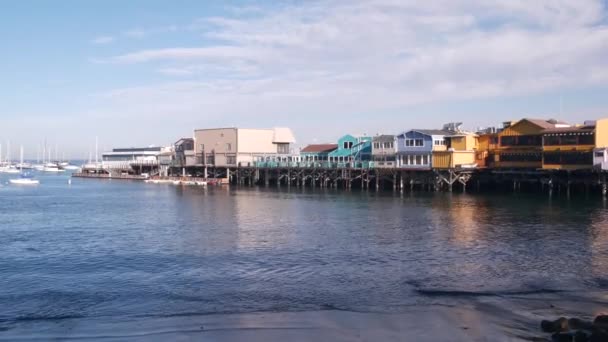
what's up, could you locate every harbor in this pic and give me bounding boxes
[70,118,608,197]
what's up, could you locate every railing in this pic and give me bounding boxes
[253,161,374,169]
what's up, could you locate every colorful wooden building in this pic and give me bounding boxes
[493,119,570,169]
[327,135,372,164]
[542,125,595,170]
[432,132,479,169]
[475,131,499,168]
[300,144,338,162]
[542,118,608,170]
[372,135,396,168]
[396,129,448,169]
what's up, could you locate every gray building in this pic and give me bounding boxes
[372,135,396,167]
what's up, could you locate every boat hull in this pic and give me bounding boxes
[9,179,40,185]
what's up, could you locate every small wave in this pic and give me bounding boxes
[0,314,85,324]
[416,288,566,298]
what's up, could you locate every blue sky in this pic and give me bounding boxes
[2,0,608,158]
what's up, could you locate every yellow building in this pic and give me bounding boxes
[542,119,608,170]
[475,133,498,168]
[432,133,479,169]
[493,118,569,169]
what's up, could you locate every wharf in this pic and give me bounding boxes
[72,173,148,181]
[170,164,608,197]
[75,162,608,197]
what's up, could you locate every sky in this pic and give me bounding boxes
[2,0,608,158]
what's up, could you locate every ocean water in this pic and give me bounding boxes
[1,172,608,338]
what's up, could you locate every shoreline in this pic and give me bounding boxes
[0,306,507,342]
[3,290,607,341]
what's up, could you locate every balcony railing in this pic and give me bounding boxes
[253,161,374,169]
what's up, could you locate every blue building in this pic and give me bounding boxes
[395,129,449,169]
[328,135,372,165]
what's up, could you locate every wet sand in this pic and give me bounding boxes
[0,305,520,342]
[3,291,608,341]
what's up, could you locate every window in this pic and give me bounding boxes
[373,142,380,149]
[405,139,424,147]
[543,136,561,146]
[343,141,353,149]
[206,155,215,164]
[500,136,516,146]
[543,152,560,164]
[225,143,232,151]
[383,142,393,149]
[579,134,595,145]
[544,133,595,146]
[560,135,578,145]
[226,156,236,165]
[499,153,542,162]
[501,135,542,147]
[277,143,290,154]
[544,152,592,165]
[434,140,445,146]
[200,144,205,151]
[595,152,604,158]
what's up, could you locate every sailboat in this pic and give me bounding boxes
[33,144,45,171]
[10,146,40,185]
[42,147,64,173]
[1,142,20,174]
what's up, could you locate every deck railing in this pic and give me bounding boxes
[253,161,375,169]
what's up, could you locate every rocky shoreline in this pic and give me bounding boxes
[541,315,608,341]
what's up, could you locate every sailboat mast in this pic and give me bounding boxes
[20,145,23,172]
[95,136,99,164]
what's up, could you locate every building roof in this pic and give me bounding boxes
[411,129,451,136]
[523,118,570,129]
[301,144,338,153]
[372,135,395,143]
[174,137,194,145]
[542,126,595,134]
[272,127,296,144]
[112,147,162,152]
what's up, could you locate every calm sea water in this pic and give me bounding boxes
[1,172,608,333]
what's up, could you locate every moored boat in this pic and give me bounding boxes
[10,147,40,185]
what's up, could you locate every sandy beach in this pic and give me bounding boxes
[1,306,504,342]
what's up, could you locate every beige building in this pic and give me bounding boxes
[194,127,296,167]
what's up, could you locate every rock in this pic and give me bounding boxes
[543,318,570,333]
[589,330,608,342]
[570,318,595,331]
[552,332,573,342]
[575,330,590,342]
[594,316,608,330]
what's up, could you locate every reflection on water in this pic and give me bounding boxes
[0,174,607,326]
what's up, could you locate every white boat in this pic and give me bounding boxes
[43,162,65,172]
[62,165,80,170]
[43,166,65,172]
[1,166,20,174]
[10,147,40,185]
[10,177,40,185]
[16,162,33,170]
[33,164,45,171]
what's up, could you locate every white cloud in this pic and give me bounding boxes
[97,0,608,137]
[91,35,114,44]
[123,25,179,38]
